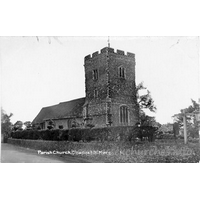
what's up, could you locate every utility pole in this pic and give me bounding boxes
[182,109,187,144]
[174,105,200,145]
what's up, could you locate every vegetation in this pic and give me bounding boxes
[136,82,157,113]
[1,108,13,142]
[5,82,199,162]
[173,99,200,138]
[13,121,23,131]
[24,121,32,130]
[133,82,160,141]
[10,126,135,142]
[75,140,200,163]
[8,137,200,163]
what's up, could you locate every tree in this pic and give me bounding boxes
[13,121,23,131]
[32,123,41,130]
[158,123,173,134]
[173,99,200,138]
[136,82,157,126]
[1,108,13,142]
[136,82,157,113]
[24,121,32,130]
[140,112,159,127]
[132,82,159,142]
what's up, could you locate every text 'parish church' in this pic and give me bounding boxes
[32,46,139,129]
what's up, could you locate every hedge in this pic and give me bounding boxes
[10,126,137,142]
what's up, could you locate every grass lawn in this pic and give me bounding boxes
[68,139,200,163]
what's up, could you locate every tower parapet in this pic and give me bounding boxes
[84,47,135,62]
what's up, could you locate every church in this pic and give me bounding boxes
[32,46,139,129]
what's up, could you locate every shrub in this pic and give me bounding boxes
[162,134,175,139]
[68,128,82,142]
[58,129,69,141]
[68,128,92,142]
[135,126,158,142]
[89,126,136,142]
[10,126,137,142]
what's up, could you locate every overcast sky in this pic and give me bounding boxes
[1,36,199,124]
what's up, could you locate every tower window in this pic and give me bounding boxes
[83,104,88,118]
[93,69,98,80]
[120,106,128,124]
[118,67,125,79]
[94,89,98,98]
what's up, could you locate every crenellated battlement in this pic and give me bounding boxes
[84,47,135,62]
[92,51,99,57]
[117,49,124,55]
[100,47,114,53]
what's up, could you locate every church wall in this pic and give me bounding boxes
[53,119,69,129]
[90,115,107,128]
[84,47,139,127]
[44,117,84,130]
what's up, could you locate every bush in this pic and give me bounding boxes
[11,129,60,141]
[162,134,175,139]
[59,130,69,141]
[10,126,137,142]
[134,126,158,142]
[69,128,82,142]
[89,126,136,142]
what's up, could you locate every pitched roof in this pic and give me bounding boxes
[32,97,85,124]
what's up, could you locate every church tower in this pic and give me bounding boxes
[83,46,139,127]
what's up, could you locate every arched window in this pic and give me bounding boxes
[120,106,129,125]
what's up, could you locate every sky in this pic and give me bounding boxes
[0,36,199,124]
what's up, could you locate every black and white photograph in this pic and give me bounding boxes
[1,36,200,163]
[0,1,200,200]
